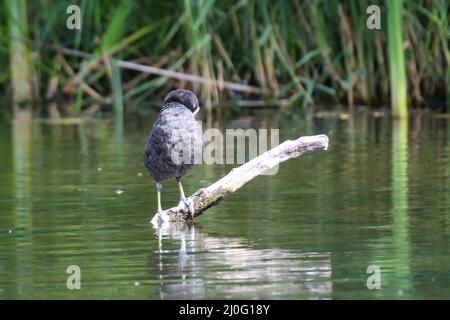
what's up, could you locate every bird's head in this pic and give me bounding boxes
[164,89,200,116]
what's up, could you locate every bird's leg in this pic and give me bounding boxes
[152,182,170,224]
[176,177,194,217]
[156,182,163,213]
[176,177,186,201]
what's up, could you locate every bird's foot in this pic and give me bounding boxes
[151,209,170,226]
[178,197,195,218]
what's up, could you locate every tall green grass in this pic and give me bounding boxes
[4,0,34,103]
[387,0,408,118]
[0,0,448,114]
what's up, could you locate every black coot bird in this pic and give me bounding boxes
[144,89,203,214]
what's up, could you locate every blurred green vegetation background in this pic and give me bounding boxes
[0,0,448,117]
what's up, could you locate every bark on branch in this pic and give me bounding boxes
[151,134,329,225]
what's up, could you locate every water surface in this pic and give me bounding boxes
[0,108,449,299]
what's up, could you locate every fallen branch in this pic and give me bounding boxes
[151,134,329,224]
[47,45,265,95]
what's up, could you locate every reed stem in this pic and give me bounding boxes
[387,0,408,118]
[5,0,33,103]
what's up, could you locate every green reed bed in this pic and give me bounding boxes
[0,0,448,115]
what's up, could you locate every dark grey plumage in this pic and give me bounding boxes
[144,89,203,212]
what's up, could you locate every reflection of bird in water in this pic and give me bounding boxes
[144,89,203,214]
[151,223,333,299]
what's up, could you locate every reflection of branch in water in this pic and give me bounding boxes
[151,223,333,299]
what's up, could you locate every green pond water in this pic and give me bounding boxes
[0,108,449,299]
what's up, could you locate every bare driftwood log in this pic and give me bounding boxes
[151,134,329,225]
